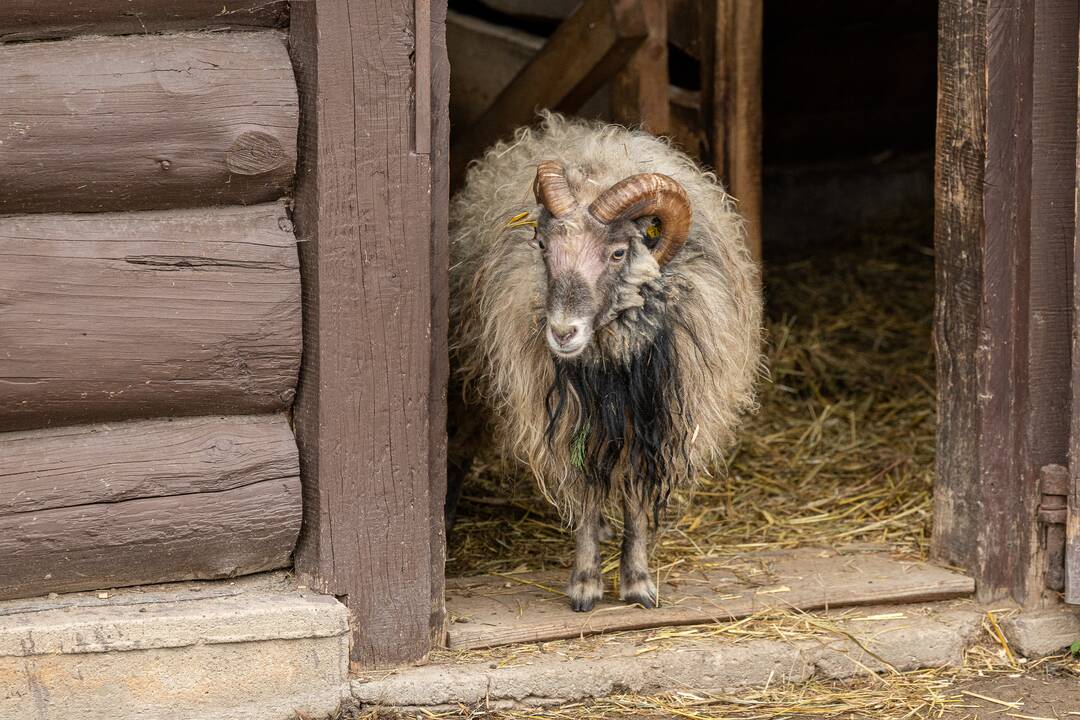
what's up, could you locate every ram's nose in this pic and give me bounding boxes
[549,322,578,345]
[546,316,591,358]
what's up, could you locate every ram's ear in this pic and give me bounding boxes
[633,217,663,251]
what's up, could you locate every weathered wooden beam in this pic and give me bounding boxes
[0,203,301,432]
[289,0,446,667]
[933,0,1075,605]
[702,0,762,262]
[451,0,648,186]
[1028,0,1077,598]
[0,415,301,601]
[1067,3,1080,606]
[0,31,297,214]
[611,0,670,134]
[429,0,453,646]
[0,1,287,42]
[447,11,544,128]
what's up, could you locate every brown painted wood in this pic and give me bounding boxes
[0,32,297,214]
[289,0,445,667]
[429,0,453,646]
[933,0,1077,605]
[0,203,301,432]
[0,1,287,42]
[0,415,301,601]
[611,0,670,134]
[450,0,648,187]
[446,550,974,650]
[701,0,762,262]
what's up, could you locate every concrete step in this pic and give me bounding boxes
[0,572,350,720]
[353,601,985,711]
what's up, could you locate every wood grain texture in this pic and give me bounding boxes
[0,31,297,214]
[450,0,648,187]
[702,0,762,261]
[0,0,287,42]
[0,415,301,601]
[932,0,989,594]
[610,0,670,134]
[1028,0,1077,597]
[0,203,301,431]
[289,0,443,667]
[446,550,975,650]
[933,0,1074,605]
[429,0,453,646]
[1068,10,1080,606]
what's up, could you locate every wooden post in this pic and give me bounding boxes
[289,0,449,667]
[610,0,670,134]
[702,0,762,262]
[933,0,1076,604]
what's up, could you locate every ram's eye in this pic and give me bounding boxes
[610,248,627,262]
[537,238,546,251]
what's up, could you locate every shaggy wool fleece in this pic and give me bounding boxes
[449,113,763,522]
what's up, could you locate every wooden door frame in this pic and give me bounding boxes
[934,0,1077,605]
[288,0,450,667]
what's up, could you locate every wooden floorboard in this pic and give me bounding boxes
[445,549,974,650]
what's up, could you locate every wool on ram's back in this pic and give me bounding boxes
[450,113,762,523]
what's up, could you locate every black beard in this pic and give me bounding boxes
[544,316,690,520]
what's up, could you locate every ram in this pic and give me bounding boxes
[449,114,762,611]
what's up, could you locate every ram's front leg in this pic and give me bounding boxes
[620,493,657,608]
[567,502,604,612]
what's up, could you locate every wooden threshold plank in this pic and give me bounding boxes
[445,550,974,650]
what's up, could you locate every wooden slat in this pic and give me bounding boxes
[610,0,670,134]
[0,32,297,214]
[702,0,763,262]
[932,0,990,596]
[446,551,974,650]
[1030,0,1078,596]
[429,0,453,644]
[0,415,301,601]
[0,0,287,42]
[0,203,301,432]
[289,0,443,667]
[1067,10,1080,606]
[450,0,648,187]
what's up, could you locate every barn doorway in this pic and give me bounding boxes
[442,1,956,652]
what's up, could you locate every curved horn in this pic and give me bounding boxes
[533,161,577,218]
[588,174,692,265]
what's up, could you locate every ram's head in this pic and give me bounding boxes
[531,161,692,359]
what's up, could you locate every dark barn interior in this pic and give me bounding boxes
[444,0,940,581]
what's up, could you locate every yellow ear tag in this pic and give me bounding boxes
[506,211,537,229]
[646,223,661,240]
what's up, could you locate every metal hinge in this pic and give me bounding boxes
[1039,464,1069,592]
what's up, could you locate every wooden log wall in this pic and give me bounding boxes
[0,1,287,42]
[0,416,301,600]
[0,32,297,213]
[0,8,303,601]
[0,204,300,431]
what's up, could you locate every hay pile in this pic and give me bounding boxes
[448,229,936,578]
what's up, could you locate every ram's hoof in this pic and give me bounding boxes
[620,572,657,609]
[567,570,603,612]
